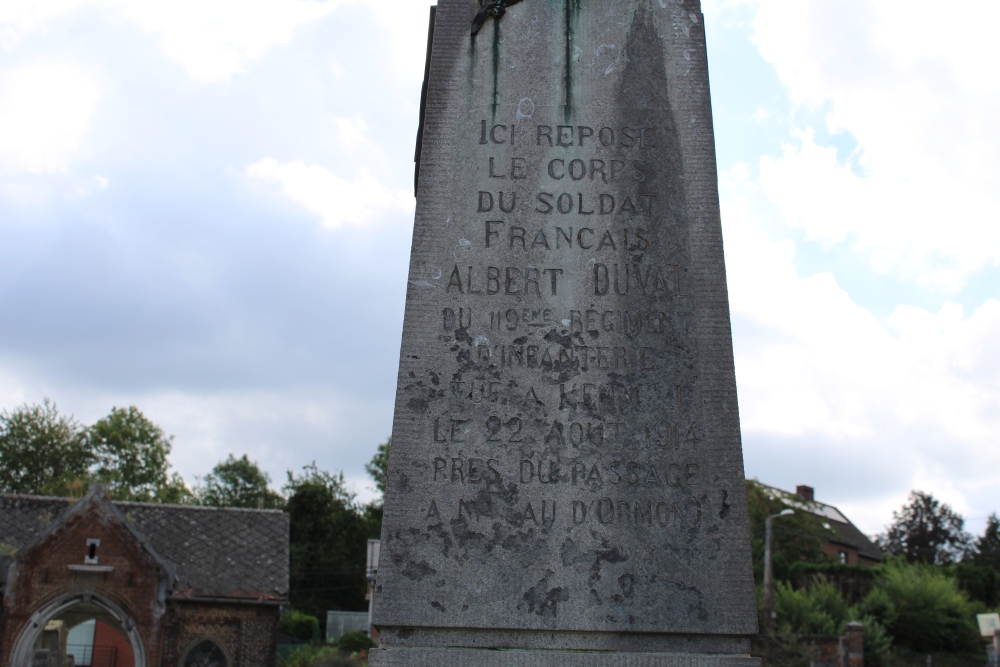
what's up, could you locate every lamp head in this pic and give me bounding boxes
[779,509,794,516]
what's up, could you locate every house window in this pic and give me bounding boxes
[183,639,228,667]
[838,551,847,565]
[85,539,101,565]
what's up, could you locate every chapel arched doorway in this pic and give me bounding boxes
[8,593,144,667]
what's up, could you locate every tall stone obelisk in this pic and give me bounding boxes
[371,1,759,665]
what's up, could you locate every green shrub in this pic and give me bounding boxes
[278,645,363,667]
[874,558,978,653]
[790,562,878,604]
[949,561,1000,608]
[775,578,851,635]
[280,609,320,643]
[337,630,375,654]
[855,587,898,631]
[858,615,892,667]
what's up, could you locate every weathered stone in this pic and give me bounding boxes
[373,0,757,663]
[371,648,761,667]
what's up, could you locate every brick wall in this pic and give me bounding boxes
[0,500,166,666]
[160,601,279,667]
[1,498,281,667]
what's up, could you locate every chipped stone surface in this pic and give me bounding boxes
[373,0,757,660]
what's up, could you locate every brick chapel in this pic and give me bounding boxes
[0,485,289,667]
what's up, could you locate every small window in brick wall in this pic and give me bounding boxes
[838,551,847,565]
[85,538,100,564]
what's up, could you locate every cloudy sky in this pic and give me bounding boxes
[0,0,997,537]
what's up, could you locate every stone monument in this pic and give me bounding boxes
[371,0,758,664]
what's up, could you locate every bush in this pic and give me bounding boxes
[949,561,1000,608]
[775,579,850,635]
[874,558,979,654]
[790,562,878,604]
[278,645,363,667]
[337,631,375,654]
[855,587,898,631]
[859,615,893,667]
[280,609,320,643]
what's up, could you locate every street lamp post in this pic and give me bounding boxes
[763,508,794,635]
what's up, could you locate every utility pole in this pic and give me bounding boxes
[763,508,794,635]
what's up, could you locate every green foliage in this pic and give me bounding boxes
[859,615,893,667]
[746,480,835,583]
[362,438,390,539]
[196,454,285,509]
[0,401,193,502]
[971,513,1000,567]
[876,491,970,565]
[789,562,877,604]
[362,502,383,540]
[285,463,369,620]
[0,400,93,496]
[948,560,1000,608]
[88,406,183,502]
[775,579,850,635]
[280,609,320,643]
[154,472,195,504]
[789,561,879,580]
[336,631,375,654]
[773,558,985,663]
[278,645,363,667]
[365,438,389,496]
[766,578,895,667]
[855,586,898,630]
[874,557,979,653]
[957,513,1000,607]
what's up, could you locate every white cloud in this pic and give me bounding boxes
[0,0,86,48]
[125,388,388,500]
[247,158,412,229]
[757,130,1000,289]
[0,0,348,82]
[747,0,1000,288]
[721,165,1000,532]
[331,116,373,155]
[0,61,100,174]
[110,0,346,83]
[248,112,412,228]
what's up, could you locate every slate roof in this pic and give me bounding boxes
[0,493,289,601]
[758,483,883,562]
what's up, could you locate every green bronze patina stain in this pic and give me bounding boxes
[467,28,478,81]
[491,19,501,120]
[562,0,581,123]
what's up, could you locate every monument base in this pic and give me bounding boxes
[370,647,761,667]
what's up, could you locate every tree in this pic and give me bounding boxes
[745,480,836,584]
[88,406,190,502]
[0,400,93,496]
[196,454,284,509]
[950,513,1000,607]
[970,513,1000,567]
[876,491,970,564]
[365,437,390,496]
[285,463,368,621]
[363,437,390,538]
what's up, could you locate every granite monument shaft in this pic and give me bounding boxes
[372,1,758,664]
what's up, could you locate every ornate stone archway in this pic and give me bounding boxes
[8,591,145,667]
